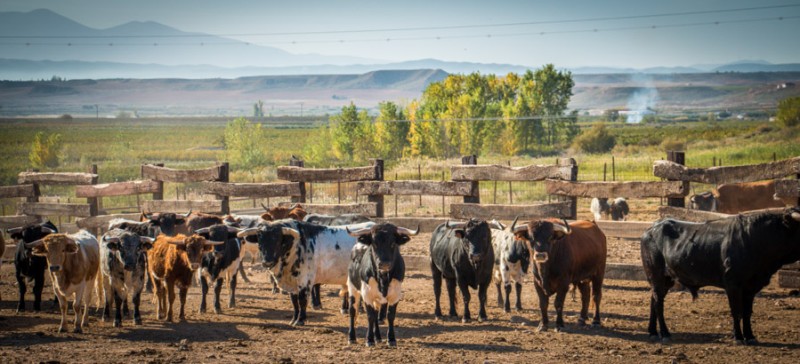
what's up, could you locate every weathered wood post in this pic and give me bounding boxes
[289,159,306,204]
[24,169,41,218]
[462,155,480,204]
[666,151,686,208]
[87,164,100,236]
[218,162,230,214]
[142,163,165,213]
[368,159,384,218]
[558,158,578,219]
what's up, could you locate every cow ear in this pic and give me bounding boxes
[142,242,154,250]
[260,213,273,221]
[175,217,186,225]
[31,246,48,256]
[397,234,411,245]
[552,230,566,240]
[106,241,120,251]
[65,241,79,254]
[149,217,161,226]
[454,230,465,239]
[357,235,372,245]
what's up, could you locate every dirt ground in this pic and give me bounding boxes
[2,230,800,364]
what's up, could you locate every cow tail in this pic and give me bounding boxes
[93,269,103,309]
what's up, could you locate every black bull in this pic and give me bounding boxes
[640,207,800,345]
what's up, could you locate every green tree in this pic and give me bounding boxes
[375,101,409,160]
[224,117,267,169]
[330,102,374,162]
[572,123,616,154]
[253,100,264,118]
[776,96,800,128]
[29,132,62,169]
[531,64,575,145]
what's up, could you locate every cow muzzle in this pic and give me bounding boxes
[470,254,482,266]
[533,252,548,263]
[190,263,200,270]
[262,259,276,269]
[378,262,392,274]
[49,265,61,272]
[123,264,135,272]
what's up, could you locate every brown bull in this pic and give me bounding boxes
[690,180,784,214]
[260,203,307,221]
[515,219,606,332]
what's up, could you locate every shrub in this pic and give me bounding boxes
[224,117,268,169]
[572,123,616,154]
[660,138,685,152]
[776,96,800,128]
[29,132,62,169]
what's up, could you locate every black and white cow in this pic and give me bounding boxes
[490,218,530,313]
[238,219,375,326]
[196,224,242,314]
[346,223,418,347]
[590,197,630,221]
[8,221,57,312]
[430,219,494,323]
[100,228,154,327]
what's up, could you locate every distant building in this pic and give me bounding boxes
[777,82,796,89]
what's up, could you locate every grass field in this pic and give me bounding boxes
[1,117,798,218]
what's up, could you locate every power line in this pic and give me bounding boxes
[1,14,797,47]
[1,4,798,40]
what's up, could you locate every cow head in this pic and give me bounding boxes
[690,191,717,212]
[447,219,491,270]
[7,221,57,247]
[142,210,190,236]
[237,220,299,269]
[610,198,630,221]
[104,230,154,271]
[195,224,240,259]
[516,219,571,264]
[348,223,418,274]
[25,234,78,272]
[222,214,243,227]
[503,217,530,272]
[166,234,219,270]
[260,203,307,222]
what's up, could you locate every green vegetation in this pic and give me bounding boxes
[572,123,615,154]
[776,96,800,128]
[223,117,268,169]
[29,131,63,169]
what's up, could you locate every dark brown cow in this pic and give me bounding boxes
[147,234,220,322]
[183,212,225,235]
[515,219,607,332]
[260,203,307,222]
[690,180,785,214]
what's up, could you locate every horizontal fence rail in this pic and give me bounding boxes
[653,156,800,185]
[545,180,688,198]
[450,163,574,181]
[18,172,97,185]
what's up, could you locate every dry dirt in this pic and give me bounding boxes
[2,232,800,364]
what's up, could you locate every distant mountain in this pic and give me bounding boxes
[712,62,800,73]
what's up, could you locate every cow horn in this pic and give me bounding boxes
[488,219,505,230]
[195,227,210,234]
[140,237,155,244]
[7,226,24,234]
[446,221,467,229]
[180,209,192,219]
[282,227,300,240]
[168,239,187,246]
[261,203,270,211]
[792,212,800,221]
[396,225,420,236]
[508,216,520,232]
[346,226,372,237]
[24,238,45,249]
[290,203,302,209]
[205,240,226,246]
[553,219,571,235]
[237,228,259,238]
[512,223,527,234]
[227,225,242,234]
[103,236,121,243]
[142,210,153,220]
[41,226,55,234]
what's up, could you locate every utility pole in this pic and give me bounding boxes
[299,102,304,117]
[95,104,98,119]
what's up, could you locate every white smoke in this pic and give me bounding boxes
[625,75,659,123]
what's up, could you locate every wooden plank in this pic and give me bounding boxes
[141,164,221,183]
[356,180,475,197]
[141,200,222,214]
[449,202,571,220]
[18,172,97,186]
[75,180,161,198]
[19,202,92,217]
[783,261,800,270]
[778,270,800,289]
[653,157,800,184]
[198,181,300,198]
[0,184,36,199]
[277,165,377,183]
[76,213,143,230]
[377,217,450,233]
[277,202,377,216]
[605,263,647,281]
[594,220,652,240]
[546,180,688,198]
[774,179,800,204]
[450,164,574,181]
[0,215,40,229]
[658,206,732,222]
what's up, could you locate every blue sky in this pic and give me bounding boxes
[2,0,799,68]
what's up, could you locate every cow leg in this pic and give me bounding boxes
[178,286,188,321]
[654,288,671,342]
[237,260,251,284]
[431,264,444,319]
[132,290,143,325]
[373,304,383,343]
[290,293,299,325]
[742,291,758,345]
[478,282,488,322]
[296,287,308,326]
[503,283,512,313]
[101,275,112,321]
[340,287,350,315]
[15,272,27,312]
[725,288,746,344]
[122,298,130,318]
[458,280,472,323]
[365,303,377,347]
[55,292,68,333]
[534,284,549,332]
[495,282,504,308]
[387,303,398,347]
[348,295,358,344]
[33,272,45,312]
[577,281,591,326]
[553,285,570,331]
[153,278,165,320]
[591,277,603,327]
[228,273,237,309]
[113,289,123,328]
[446,278,459,318]
[166,282,176,322]
[514,282,523,311]
[199,276,209,313]
[73,286,86,333]
[378,303,387,325]
[311,284,322,310]
[271,274,280,294]
[213,278,223,314]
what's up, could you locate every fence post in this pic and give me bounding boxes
[557,158,578,219]
[666,151,686,208]
[289,159,306,204]
[219,162,230,215]
[368,159,384,218]
[143,163,164,213]
[25,169,41,218]
[88,164,100,235]
[462,155,480,204]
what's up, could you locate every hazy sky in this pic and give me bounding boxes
[2,0,799,68]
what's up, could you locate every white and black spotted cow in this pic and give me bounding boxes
[238,219,375,326]
[196,224,243,314]
[346,223,418,347]
[490,218,530,313]
[100,228,154,327]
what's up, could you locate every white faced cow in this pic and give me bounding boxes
[100,228,154,327]
[489,218,530,314]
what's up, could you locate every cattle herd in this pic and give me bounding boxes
[3,201,800,348]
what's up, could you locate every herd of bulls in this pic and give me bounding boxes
[4,203,800,347]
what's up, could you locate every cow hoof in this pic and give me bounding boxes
[214,308,222,315]
[661,337,672,345]
[292,320,305,327]
[536,324,548,332]
[478,316,487,323]
[134,318,143,325]
[388,340,397,347]
[57,327,66,333]
[461,317,471,324]
[113,320,121,328]
[734,339,746,346]
[503,308,511,313]
[73,327,83,334]
[340,308,348,315]
[434,314,444,321]
[378,319,385,325]
[648,335,660,342]
[199,307,206,314]
[745,338,758,346]
[313,305,323,310]
[366,341,375,348]
[591,321,601,328]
